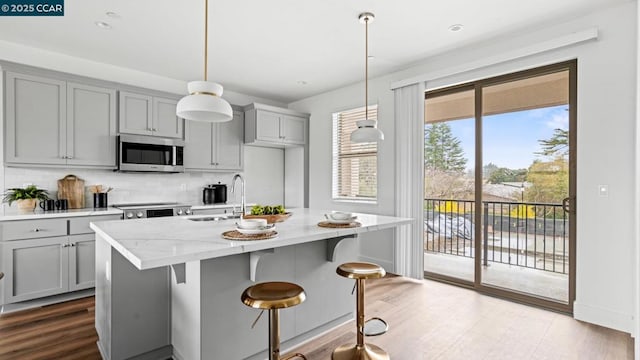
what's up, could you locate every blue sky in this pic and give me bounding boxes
[445,105,569,170]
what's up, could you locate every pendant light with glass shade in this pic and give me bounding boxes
[176,0,233,122]
[350,12,384,143]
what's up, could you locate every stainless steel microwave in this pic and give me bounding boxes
[118,134,184,173]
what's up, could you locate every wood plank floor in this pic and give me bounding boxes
[289,276,634,360]
[0,277,633,359]
[0,296,100,359]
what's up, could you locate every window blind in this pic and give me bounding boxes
[332,105,378,200]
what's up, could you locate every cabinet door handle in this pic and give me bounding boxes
[32,228,41,232]
[61,244,68,248]
[69,243,76,247]
[67,155,73,159]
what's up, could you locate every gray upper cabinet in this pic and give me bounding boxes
[5,72,67,165]
[67,83,117,167]
[119,91,183,139]
[282,115,306,145]
[184,110,244,171]
[244,103,308,147]
[119,91,152,135]
[5,72,117,168]
[153,97,183,138]
[255,110,282,143]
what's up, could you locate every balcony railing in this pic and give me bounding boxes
[424,198,569,274]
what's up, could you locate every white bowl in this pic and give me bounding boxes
[236,224,275,235]
[239,218,267,229]
[328,211,353,220]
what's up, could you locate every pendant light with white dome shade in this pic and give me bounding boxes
[350,12,384,143]
[176,0,233,122]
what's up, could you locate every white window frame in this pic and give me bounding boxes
[331,105,378,203]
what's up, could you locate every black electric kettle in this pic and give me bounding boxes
[203,183,227,204]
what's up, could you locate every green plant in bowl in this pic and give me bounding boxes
[3,185,49,211]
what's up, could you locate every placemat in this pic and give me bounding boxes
[221,230,278,241]
[317,221,362,228]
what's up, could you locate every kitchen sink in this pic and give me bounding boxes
[188,216,224,222]
[186,214,242,222]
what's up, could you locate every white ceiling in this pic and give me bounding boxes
[0,0,630,103]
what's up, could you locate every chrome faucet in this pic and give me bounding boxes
[231,174,245,219]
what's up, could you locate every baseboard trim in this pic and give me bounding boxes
[1,288,94,314]
[573,301,634,334]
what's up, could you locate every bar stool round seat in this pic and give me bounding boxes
[333,262,389,360]
[336,262,386,280]
[242,282,307,360]
[242,281,306,309]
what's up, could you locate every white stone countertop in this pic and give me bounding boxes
[90,208,413,270]
[0,207,123,221]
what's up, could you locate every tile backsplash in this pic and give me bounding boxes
[2,167,240,209]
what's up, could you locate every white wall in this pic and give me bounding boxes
[291,1,638,335]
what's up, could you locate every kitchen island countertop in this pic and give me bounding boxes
[90,208,412,270]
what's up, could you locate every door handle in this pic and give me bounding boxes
[562,197,571,214]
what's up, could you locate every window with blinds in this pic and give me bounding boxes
[332,105,378,201]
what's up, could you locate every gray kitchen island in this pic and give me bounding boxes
[90,209,412,360]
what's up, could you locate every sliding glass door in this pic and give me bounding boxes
[423,87,476,283]
[423,61,576,312]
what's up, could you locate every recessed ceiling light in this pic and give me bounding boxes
[297,81,308,85]
[95,21,112,29]
[448,24,464,32]
[105,11,120,19]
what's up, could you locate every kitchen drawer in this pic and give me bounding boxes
[69,215,122,235]
[0,218,67,241]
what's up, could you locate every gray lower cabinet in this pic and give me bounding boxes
[184,110,244,171]
[0,214,121,305]
[5,72,117,168]
[2,236,69,303]
[119,91,183,139]
[69,234,96,291]
[244,103,308,147]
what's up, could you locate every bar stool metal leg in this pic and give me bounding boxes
[356,278,365,349]
[332,277,389,360]
[269,308,280,360]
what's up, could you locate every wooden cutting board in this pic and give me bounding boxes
[57,174,85,209]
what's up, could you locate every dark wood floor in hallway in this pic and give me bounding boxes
[0,276,633,359]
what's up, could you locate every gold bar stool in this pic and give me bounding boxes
[242,281,308,360]
[332,262,389,360]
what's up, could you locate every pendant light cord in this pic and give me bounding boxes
[365,16,369,121]
[204,0,208,81]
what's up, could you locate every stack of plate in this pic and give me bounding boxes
[324,211,357,224]
[236,219,276,235]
